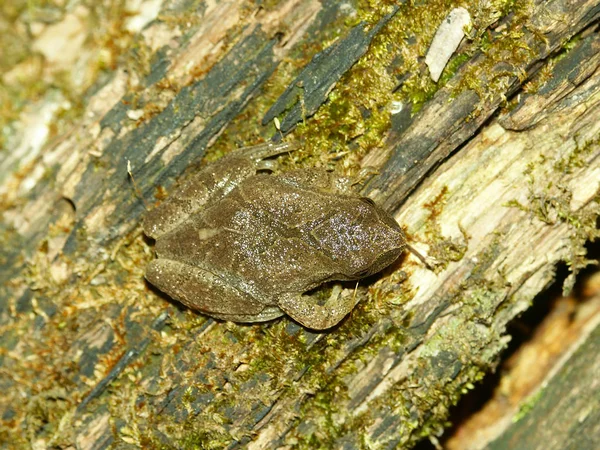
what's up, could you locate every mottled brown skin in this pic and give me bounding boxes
[144,143,408,330]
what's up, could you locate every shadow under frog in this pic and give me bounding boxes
[143,143,425,330]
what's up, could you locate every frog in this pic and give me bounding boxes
[143,142,418,330]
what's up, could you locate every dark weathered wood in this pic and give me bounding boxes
[1,1,599,449]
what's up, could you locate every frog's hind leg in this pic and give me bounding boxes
[146,259,282,322]
[278,285,359,330]
[143,142,295,239]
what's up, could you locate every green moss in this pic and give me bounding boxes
[505,133,600,295]
[207,0,544,208]
[8,0,592,446]
[209,1,482,175]
[513,388,544,423]
[339,312,497,448]
[335,232,509,447]
[554,134,600,174]
[437,51,472,86]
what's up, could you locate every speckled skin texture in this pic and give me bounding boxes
[144,143,407,329]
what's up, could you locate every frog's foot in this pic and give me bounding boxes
[278,284,359,330]
[239,141,297,162]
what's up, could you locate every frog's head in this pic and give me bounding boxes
[314,197,407,280]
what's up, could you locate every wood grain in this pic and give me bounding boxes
[1,1,598,448]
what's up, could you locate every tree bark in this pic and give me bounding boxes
[1,1,599,448]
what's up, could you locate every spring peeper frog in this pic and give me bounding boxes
[144,143,415,330]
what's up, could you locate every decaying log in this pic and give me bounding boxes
[1,1,599,448]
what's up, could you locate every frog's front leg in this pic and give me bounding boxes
[278,285,359,330]
[144,142,294,239]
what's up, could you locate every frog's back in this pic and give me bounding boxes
[153,173,406,298]
[153,175,344,295]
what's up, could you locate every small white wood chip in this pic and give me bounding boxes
[425,7,472,82]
